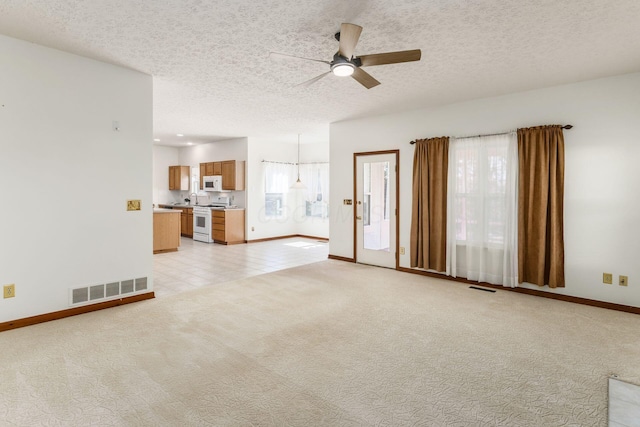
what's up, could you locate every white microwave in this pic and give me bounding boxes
[203,175,222,191]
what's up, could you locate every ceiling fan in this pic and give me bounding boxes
[271,23,421,89]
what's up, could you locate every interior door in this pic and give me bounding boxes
[355,152,397,268]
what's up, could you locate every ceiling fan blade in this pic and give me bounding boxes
[295,71,332,88]
[338,23,362,59]
[351,67,380,89]
[358,49,422,67]
[269,52,330,64]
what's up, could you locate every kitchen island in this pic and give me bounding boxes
[153,208,181,254]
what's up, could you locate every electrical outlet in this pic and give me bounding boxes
[3,284,15,299]
[251,226,255,232]
[603,273,613,284]
[399,247,405,255]
[619,275,628,286]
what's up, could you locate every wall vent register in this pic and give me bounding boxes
[70,277,148,306]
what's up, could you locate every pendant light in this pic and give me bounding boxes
[290,134,307,190]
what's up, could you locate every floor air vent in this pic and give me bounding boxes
[469,286,496,293]
[69,277,148,306]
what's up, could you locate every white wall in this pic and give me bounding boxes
[153,145,180,205]
[178,138,248,207]
[0,34,153,323]
[330,72,640,308]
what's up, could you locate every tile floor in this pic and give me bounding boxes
[153,237,329,298]
[609,377,640,427]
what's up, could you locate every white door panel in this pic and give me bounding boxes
[355,153,397,268]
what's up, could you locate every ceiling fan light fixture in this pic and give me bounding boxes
[332,63,355,77]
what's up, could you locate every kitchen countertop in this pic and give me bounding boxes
[153,208,180,213]
[158,204,244,211]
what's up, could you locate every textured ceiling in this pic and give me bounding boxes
[1,0,639,146]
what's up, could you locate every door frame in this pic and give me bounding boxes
[353,150,400,269]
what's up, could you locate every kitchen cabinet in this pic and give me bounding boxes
[199,163,206,190]
[211,209,245,245]
[199,160,245,191]
[180,207,193,237]
[221,160,245,190]
[199,161,222,190]
[169,166,190,191]
[213,162,222,175]
[153,210,181,254]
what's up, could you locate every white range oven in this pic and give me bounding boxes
[193,206,213,243]
[192,196,231,243]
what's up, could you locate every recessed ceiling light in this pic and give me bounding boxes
[187,142,194,145]
[153,138,160,142]
[176,133,184,137]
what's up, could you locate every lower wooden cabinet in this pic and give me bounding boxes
[153,211,181,254]
[211,209,245,244]
[180,208,193,237]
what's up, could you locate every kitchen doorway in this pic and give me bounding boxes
[354,151,399,269]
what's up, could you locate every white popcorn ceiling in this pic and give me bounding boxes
[1,0,639,145]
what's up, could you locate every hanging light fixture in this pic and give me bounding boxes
[290,134,307,190]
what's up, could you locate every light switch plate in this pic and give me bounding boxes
[127,200,141,211]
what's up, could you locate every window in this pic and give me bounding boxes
[265,193,285,217]
[191,166,199,192]
[451,139,511,246]
[446,133,518,286]
[264,163,292,219]
[299,163,330,218]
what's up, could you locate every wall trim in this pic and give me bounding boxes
[248,234,329,243]
[0,292,155,332]
[396,267,640,315]
[328,254,356,263]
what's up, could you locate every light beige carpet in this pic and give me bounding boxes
[1,260,639,426]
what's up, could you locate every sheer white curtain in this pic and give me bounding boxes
[264,162,294,218]
[445,133,518,287]
[299,163,330,218]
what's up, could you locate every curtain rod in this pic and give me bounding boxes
[262,160,296,165]
[409,124,573,145]
[261,160,329,165]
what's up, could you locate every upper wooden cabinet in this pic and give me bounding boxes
[199,160,245,191]
[199,163,206,190]
[221,160,245,190]
[169,166,190,191]
[213,162,222,175]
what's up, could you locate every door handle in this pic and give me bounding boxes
[356,216,362,220]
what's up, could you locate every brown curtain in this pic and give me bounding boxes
[410,137,449,272]
[517,125,565,288]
